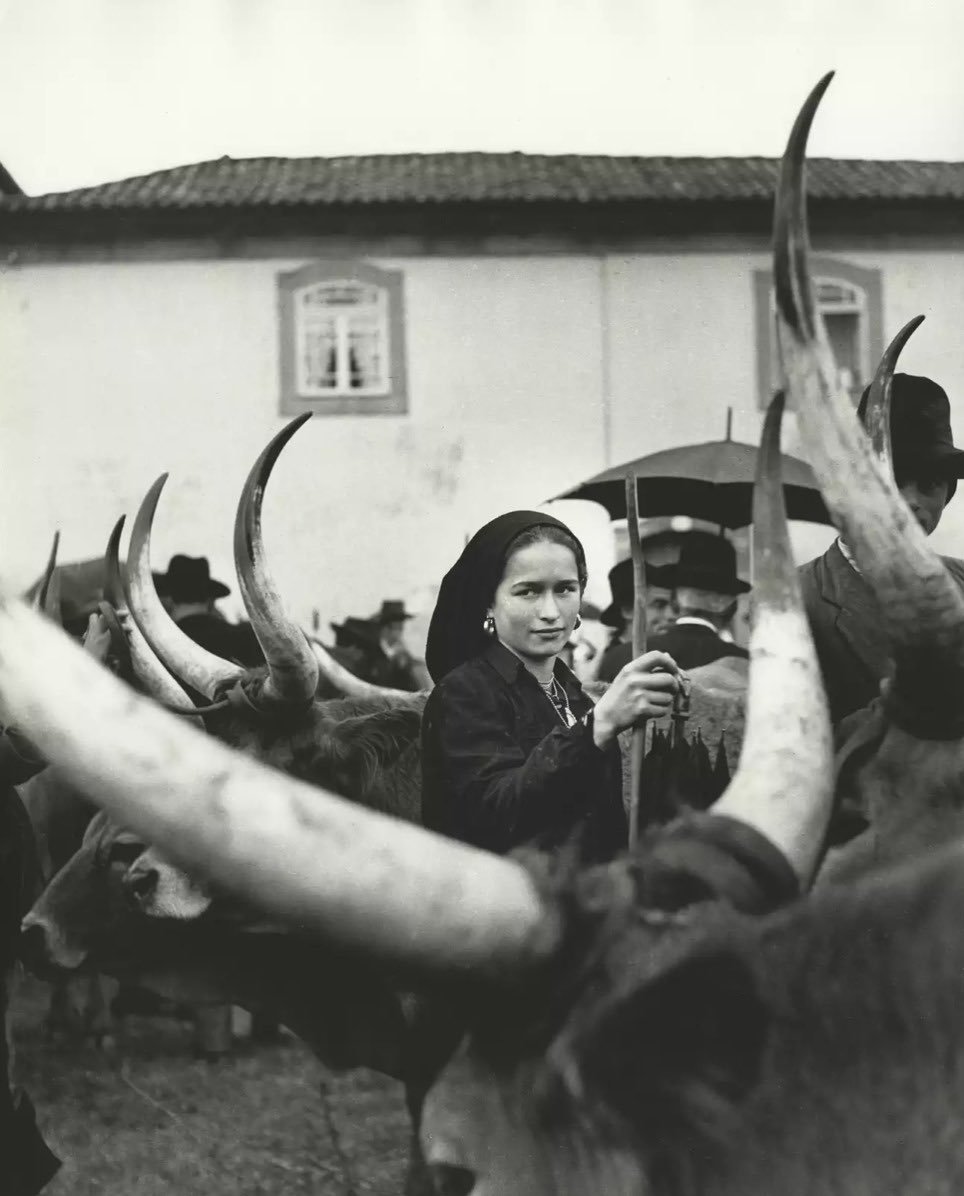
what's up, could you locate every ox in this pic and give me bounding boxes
[3,73,964,1196]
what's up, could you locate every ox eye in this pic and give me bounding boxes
[108,842,144,868]
[429,1163,475,1196]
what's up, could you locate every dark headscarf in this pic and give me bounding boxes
[426,511,586,683]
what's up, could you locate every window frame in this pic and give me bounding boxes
[753,255,883,409]
[278,259,408,416]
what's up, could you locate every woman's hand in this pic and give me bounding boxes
[591,651,682,748]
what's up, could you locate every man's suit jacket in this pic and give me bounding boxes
[646,622,749,671]
[597,623,747,679]
[799,540,964,726]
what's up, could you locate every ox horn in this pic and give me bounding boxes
[33,531,62,622]
[862,315,926,477]
[105,516,201,718]
[773,74,964,720]
[309,636,421,702]
[711,394,833,885]
[0,594,558,982]
[125,475,243,700]
[233,415,319,705]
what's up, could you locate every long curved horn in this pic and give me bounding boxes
[104,516,128,611]
[233,416,319,705]
[712,394,832,885]
[105,515,201,717]
[309,637,422,702]
[125,476,243,700]
[773,74,964,718]
[0,595,557,982]
[863,315,926,476]
[33,531,61,622]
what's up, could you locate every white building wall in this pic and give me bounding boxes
[0,253,609,646]
[3,241,964,656]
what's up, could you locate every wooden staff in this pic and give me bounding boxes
[625,474,647,847]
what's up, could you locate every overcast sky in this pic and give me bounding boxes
[2,0,963,195]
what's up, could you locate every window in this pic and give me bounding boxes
[279,261,407,416]
[753,256,883,408]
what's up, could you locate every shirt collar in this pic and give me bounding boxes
[835,537,862,575]
[675,616,719,633]
[482,638,580,693]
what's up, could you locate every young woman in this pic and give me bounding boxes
[421,510,682,862]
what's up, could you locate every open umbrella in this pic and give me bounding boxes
[553,409,831,529]
[24,556,168,632]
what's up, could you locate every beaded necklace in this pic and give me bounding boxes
[539,674,577,728]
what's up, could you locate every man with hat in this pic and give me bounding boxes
[596,558,678,683]
[330,601,425,691]
[799,372,964,726]
[158,555,263,669]
[646,532,750,670]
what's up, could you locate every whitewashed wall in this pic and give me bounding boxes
[2,242,963,658]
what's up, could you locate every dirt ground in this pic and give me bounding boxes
[11,974,412,1196]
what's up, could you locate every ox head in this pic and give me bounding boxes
[20,812,146,975]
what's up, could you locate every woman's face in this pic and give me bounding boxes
[490,541,582,665]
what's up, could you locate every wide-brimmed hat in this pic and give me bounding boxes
[330,615,381,651]
[372,600,415,625]
[857,373,964,499]
[673,533,749,596]
[599,557,677,628]
[159,555,230,603]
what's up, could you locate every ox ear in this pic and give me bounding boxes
[575,950,767,1141]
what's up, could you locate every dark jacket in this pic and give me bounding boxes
[177,612,264,669]
[648,622,748,670]
[421,640,627,862]
[799,541,964,725]
[597,622,746,680]
[0,774,61,1194]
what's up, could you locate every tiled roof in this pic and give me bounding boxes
[4,153,964,211]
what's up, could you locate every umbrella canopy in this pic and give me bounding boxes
[24,557,167,630]
[554,437,832,529]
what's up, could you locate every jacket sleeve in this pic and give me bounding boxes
[422,669,615,854]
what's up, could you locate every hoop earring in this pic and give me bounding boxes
[574,614,582,630]
[483,614,496,636]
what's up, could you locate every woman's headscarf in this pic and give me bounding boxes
[426,510,586,683]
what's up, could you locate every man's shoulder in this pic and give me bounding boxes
[650,623,714,649]
[940,555,964,590]
[797,543,835,586]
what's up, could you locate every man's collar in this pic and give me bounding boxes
[675,616,719,634]
[835,537,862,575]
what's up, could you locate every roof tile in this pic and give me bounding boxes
[3,152,964,211]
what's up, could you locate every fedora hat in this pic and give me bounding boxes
[330,615,381,651]
[673,533,749,596]
[159,555,230,603]
[857,373,964,500]
[373,599,415,625]
[600,558,677,628]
